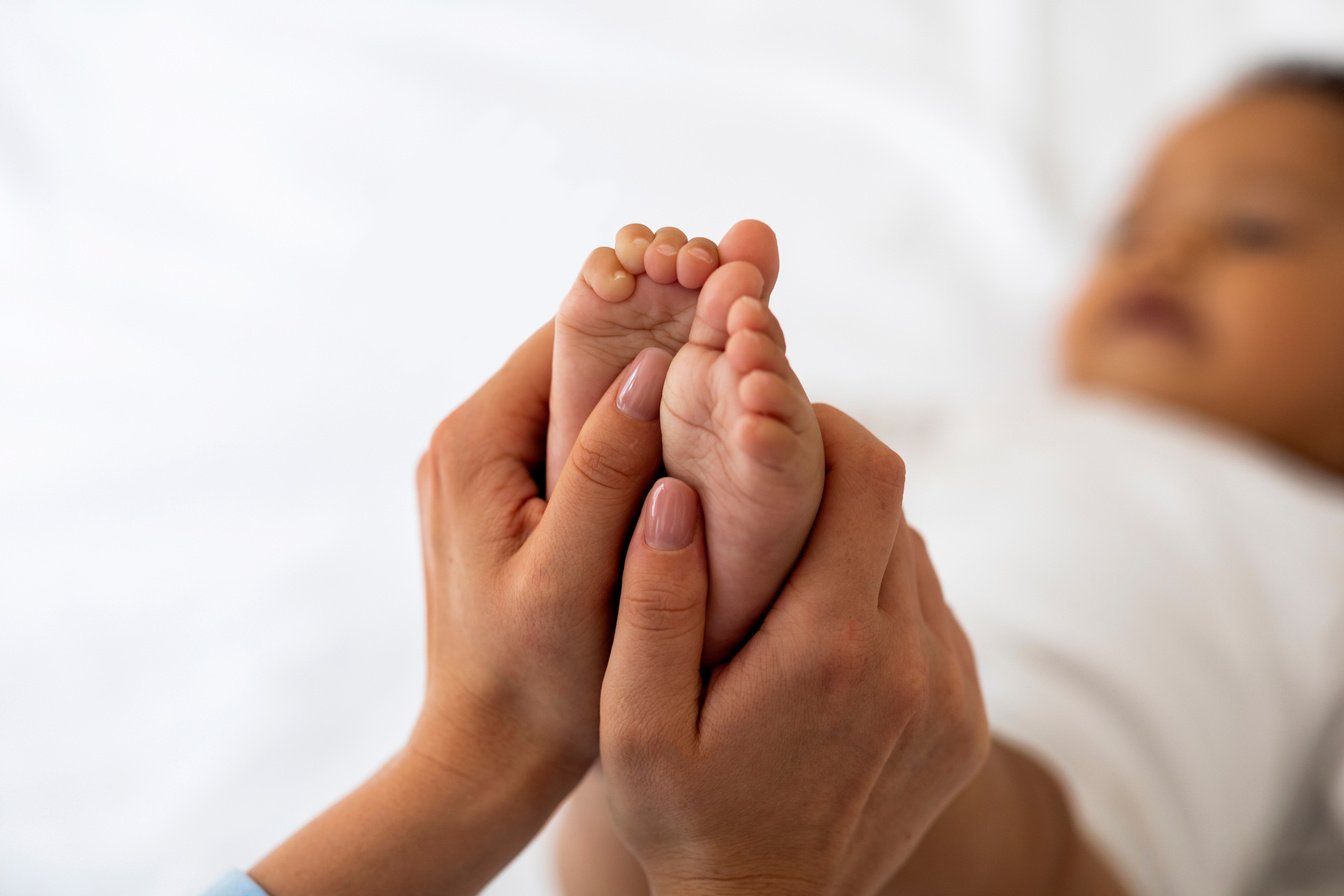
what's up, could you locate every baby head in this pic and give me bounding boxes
[1062,62,1344,476]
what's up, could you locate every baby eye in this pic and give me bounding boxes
[1221,215,1291,250]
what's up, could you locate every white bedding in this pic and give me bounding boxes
[2,2,1343,893]
[897,390,1344,895]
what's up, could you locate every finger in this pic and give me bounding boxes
[906,526,979,679]
[614,223,654,275]
[644,226,688,284]
[603,478,708,747]
[874,516,923,628]
[770,405,906,627]
[524,346,672,588]
[581,246,637,303]
[425,320,554,518]
[718,219,780,302]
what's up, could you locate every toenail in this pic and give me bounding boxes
[654,242,678,256]
[688,247,714,264]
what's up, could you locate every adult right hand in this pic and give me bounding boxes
[599,405,990,896]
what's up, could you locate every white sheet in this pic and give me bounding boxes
[2,2,1343,893]
[897,389,1344,895]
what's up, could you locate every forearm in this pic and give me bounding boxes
[251,718,585,896]
[883,739,1130,896]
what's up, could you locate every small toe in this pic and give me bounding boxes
[614,223,654,274]
[689,261,765,350]
[581,246,636,303]
[725,327,791,380]
[676,237,720,289]
[733,413,803,472]
[645,226,688,284]
[739,369,812,434]
[726,296,786,351]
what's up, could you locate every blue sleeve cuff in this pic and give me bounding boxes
[202,869,270,896]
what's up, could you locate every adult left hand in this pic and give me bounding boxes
[411,322,675,774]
[252,322,676,896]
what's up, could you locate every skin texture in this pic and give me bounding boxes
[548,220,780,497]
[661,261,824,665]
[600,407,989,896]
[249,319,991,896]
[559,738,1129,896]
[252,322,673,895]
[1063,88,1344,476]
[551,222,822,666]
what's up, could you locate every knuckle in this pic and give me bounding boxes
[943,659,991,761]
[813,622,877,696]
[870,444,907,501]
[427,407,467,462]
[567,435,637,494]
[888,660,932,727]
[906,524,928,555]
[620,580,701,636]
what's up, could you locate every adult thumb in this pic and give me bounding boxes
[602,478,708,747]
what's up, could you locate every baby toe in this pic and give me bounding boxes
[581,246,636,303]
[733,413,804,472]
[726,295,786,351]
[614,223,654,274]
[644,226,688,284]
[739,369,812,434]
[690,261,766,350]
[676,237,720,289]
[725,326,791,380]
[718,219,780,301]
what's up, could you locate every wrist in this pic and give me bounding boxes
[410,683,590,810]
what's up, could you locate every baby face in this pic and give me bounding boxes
[1062,89,1344,473]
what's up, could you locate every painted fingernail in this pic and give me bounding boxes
[644,478,697,551]
[616,347,671,421]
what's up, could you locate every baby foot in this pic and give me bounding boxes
[548,221,779,495]
[661,260,824,666]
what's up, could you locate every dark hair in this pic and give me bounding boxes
[1236,59,1344,110]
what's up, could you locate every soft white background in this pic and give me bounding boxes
[1,2,1340,893]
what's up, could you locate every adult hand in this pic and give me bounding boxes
[599,405,990,896]
[412,321,675,774]
[253,322,675,896]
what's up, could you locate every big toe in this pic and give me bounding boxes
[689,260,765,350]
[718,219,779,302]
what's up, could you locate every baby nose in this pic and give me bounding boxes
[1128,222,1206,281]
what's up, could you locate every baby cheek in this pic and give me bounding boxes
[1209,269,1344,401]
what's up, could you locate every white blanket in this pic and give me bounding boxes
[3,2,1344,894]
[897,390,1344,895]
